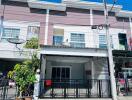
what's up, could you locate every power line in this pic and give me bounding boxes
[109,0,118,12]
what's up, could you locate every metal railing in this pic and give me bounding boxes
[39,79,111,98]
[0,78,17,100]
[116,78,132,96]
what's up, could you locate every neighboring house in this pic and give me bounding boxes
[0,0,132,99]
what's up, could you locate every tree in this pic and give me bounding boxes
[8,63,36,98]
[23,53,40,72]
[24,38,39,49]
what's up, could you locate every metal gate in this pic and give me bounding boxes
[116,79,132,96]
[0,78,17,100]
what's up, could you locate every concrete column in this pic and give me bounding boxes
[90,9,96,48]
[0,16,3,40]
[90,9,93,26]
[39,55,46,96]
[129,17,132,50]
[129,17,132,35]
[91,58,94,79]
[44,9,50,45]
[40,55,46,79]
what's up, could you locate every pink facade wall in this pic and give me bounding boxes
[0,4,131,48]
[48,9,131,47]
[48,8,91,45]
[93,12,131,50]
[0,5,46,45]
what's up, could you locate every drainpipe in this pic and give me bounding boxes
[44,9,50,45]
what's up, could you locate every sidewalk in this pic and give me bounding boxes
[39,98,112,100]
[39,97,132,100]
[118,96,132,100]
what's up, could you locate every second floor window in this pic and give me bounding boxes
[27,26,40,40]
[53,35,63,46]
[2,28,20,42]
[99,34,107,49]
[70,33,85,48]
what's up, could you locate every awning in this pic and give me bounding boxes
[40,45,108,57]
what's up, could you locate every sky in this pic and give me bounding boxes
[41,0,132,11]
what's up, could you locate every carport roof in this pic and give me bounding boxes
[113,50,132,57]
[40,45,108,57]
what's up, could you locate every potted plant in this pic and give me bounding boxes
[8,63,36,100]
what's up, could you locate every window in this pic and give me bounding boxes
[27,26,40,40]
[53,35,63,46]
[1,28,20,42]
[118,33,128,50]
[70,33,85,48]
[99,34,107,49]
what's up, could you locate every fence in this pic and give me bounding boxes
[0,78,17,100]
[116,78,132,96]
[39,79,111,98]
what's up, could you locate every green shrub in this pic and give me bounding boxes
[25,38,39,49]
[8,63,36,98]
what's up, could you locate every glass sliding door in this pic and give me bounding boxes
[52,67,70,80]
[52,67,70,87]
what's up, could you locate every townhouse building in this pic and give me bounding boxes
[0,0,132,99]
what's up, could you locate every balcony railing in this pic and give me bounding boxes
[39,79,111,98]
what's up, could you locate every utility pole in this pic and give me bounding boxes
[103,0,117,100]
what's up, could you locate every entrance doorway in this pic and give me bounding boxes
[51,67,70,88]
[52,67,70,80]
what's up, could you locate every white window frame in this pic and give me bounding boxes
[98,33,107,48]
[1,27,20,41]
[70,33,85,47]
[51,66,71,80]
[26,26,40,40]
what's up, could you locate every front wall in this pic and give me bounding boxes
[93,10,131,50]
[48,8,91,45]
[0,20,40,49]
[54,24,127,49]
[45,61,84,79]
[0,3,131,49]
[93,58,109,79]
[43,57,109,80]
[0,5,46,45]
[48,9,131,49]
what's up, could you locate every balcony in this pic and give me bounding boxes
[0,49,33,60]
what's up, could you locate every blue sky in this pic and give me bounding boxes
[41,0,132,11]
